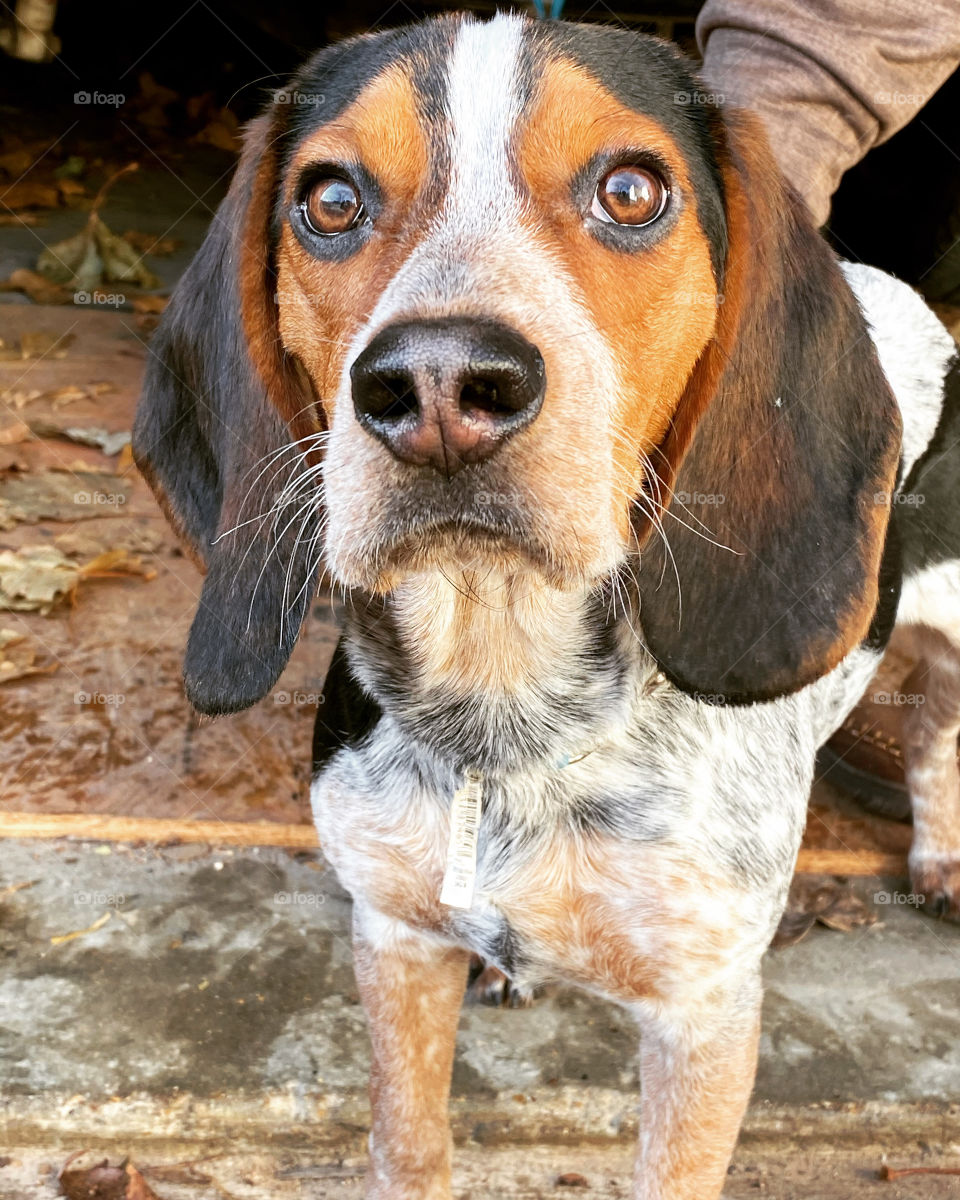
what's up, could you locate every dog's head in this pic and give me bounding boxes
[133,13,901,715]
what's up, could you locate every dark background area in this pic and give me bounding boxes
[0,0,958,307]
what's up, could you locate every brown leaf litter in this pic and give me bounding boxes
[772,876,878,949]
[0,546,155,613]
[59,1154,162,1199]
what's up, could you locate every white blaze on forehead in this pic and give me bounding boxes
[444,14,526,226]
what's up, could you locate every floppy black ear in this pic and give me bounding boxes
[635,109,902,703]
[132,111,323,715]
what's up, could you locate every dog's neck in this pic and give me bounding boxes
[343,569,644,775]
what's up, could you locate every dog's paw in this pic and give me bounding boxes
[910,855,960,921]
[466,961,536,1007]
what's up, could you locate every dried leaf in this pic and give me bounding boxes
[58,426,131,456]
[92,218,161,289]
[0,421,32,445]
[59,1157,162,1199]
[78,549,156,582]
[0,471,130,526]
[0,628,57,682]
[0,267,74,305]
[18,330,75,359]
[556,1173,590,1187]
[773,876,878,948]
[0,546,80,611]
[131,295,167,315]
[37,225,103,290]
[1,180,60,209]
[121,231,180,257]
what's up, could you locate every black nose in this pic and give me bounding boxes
[350,318,545,474]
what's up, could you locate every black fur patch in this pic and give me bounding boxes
[313,639,382,773]
[898,354,960,575]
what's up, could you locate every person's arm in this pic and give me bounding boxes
[698,0,960,224]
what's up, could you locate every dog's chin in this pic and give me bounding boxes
[329,521,599,596]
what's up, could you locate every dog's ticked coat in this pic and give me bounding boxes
[133,14,960,1199]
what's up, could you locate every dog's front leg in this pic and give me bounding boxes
[352,906,470,1200]
[634,974,762,1200]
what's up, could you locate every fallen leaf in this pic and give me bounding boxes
[0,546,80,610]
[0,471,130,527]
[0,267,73,305]
[18,330,75,360]
[773,877,877,948]
[191,108,240,153]
[58,426,131,456]
[50,910,112,945]
[0,878,38,897]
[0,180,60,209]
[137,72,178,108]
[131,295,167,314]
[78,548,156,582]
[59,1157,162,1199]
[0,148,36,176]
[0,628,57,682]
[0,421,32,445]
[0,542,152,612]
[0,388,42,408]
[57,178,86,202]
[556,1173,590,1187]
[35,164,160,292]
[122,231,180,257]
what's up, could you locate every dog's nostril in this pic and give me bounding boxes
[366,373,418,422]
[459,377,516,418]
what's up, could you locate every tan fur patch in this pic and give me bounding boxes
[517,59,719,532]
[276,65,431,409]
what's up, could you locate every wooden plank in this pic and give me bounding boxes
[795,848,907,877]
[0,811,320,849]
[0,813,908,876]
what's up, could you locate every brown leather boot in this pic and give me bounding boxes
[818,701,911,822]
[817,639,918,823]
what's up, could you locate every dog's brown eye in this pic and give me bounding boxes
[303,177,364,235]
[592,166,668,226]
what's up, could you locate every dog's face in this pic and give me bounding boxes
[276,17,724,593]
[133,14,901,715]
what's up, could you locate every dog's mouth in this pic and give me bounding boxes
[360,513,571,591]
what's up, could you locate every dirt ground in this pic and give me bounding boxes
[0,303,337,824]
[2,1143,960,1200]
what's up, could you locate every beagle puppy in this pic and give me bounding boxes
[133,13,960,1199]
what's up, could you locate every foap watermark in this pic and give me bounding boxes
[874,91,926,106]
[74,91,125,108]
[674,89,724,106]
[693,692,729,707]
[872,690,925,707]
[274,891,326,907]
[273,88,325,107]
[873,490,925,507]
[74,890,126,907]
[676,290,724,308]
[74,490,127,509]
[273,690,325,706]
[75,691,126,707]
[475,489,524,506]
[874,890,925,908]
[74,290,126,308]
[674,490,725,506]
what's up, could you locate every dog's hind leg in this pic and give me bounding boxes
[352,906,470,1200]
[900,625,960,920]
